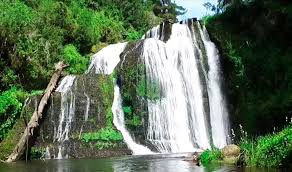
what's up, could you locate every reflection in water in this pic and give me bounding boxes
[0,155,290,172]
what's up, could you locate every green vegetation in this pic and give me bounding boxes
[0,0,163,91]
[81,71,119,142]
[123,106,142,127]
[240,124,292,167]
[0,88,28,140]
[202,0,292,167]
[95,141,118,150]
[0,88,45,141]
[201,124,292,167]
[137,76,161,101]
[99,74,115,127]
[120,61,161,130]
[62,44,89,74]
[82,127,123,143]
[200,148,223,165]
[205,0,292,134]
[0,0,166,142]
[123,106,132,115]
[129,116,142,127]
[153,1,186,22]
[0,119,26,160]
[80,74,123,150]
[30,147,45,159]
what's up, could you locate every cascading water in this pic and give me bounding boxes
[54,75,76,159]
[143,24,210,153]
[140,20,229,152]
[112,85,153,155]
[143,24,161,40]
[88,42,153,154]
[85,20,229,154]
[48,19,229,158]
[87,43,128,74]
[198,24,229,148]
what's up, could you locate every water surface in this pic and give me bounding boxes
[0,154,290,172]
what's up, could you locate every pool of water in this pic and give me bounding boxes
[0,154,290,172]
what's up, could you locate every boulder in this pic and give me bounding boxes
[221,144,241,164]
[221,144,240,157]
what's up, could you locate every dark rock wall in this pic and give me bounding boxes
[30,74,130,159]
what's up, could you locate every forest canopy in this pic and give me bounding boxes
[0,0,171,141]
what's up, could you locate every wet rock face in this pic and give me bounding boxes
[28,40,152,158]
[41,74,106,138]
[30,74,129,159]
[117,41,149,144]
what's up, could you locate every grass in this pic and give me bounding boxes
[240,124,292,167]
[201,124,292,167]
[200,148,223,165]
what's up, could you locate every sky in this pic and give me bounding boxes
[173,0,217,20]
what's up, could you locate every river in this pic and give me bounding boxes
[0,154,290,172]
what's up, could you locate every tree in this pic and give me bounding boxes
[204,0,244,13]
[153,1,186,22]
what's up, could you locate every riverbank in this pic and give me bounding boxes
[199,124,292,168]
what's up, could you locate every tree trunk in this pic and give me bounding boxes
[6,61,68,163]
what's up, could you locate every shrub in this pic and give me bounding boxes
[239,124,292,167]
[123,106,132,115]
[0,0,160,91]
[239,137,257,165]
[253,125,292,167]
[129,115,142,127]
[126,27,142,41]
[200,148,223,165]
[62,44,89,74]
[0,87,28,140]
[82,127,123,143]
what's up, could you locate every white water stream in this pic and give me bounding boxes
[88,42,153,154]
[55,75,76,159]
[141,21,229,152]
[143,23,210,153]
[112,85,153,155]
[199,25,229,148]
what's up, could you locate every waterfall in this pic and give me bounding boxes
[143,24,161,39]
[55,75,76,159]
[50,19,229,157]
[86,20,229,153]
[88,42,152,155]
[45,146,51,159]
[140,20,229,152]
[143,23,210,153]
[112,84,153,155]
[199,25,229,148]
[87,43,128,74]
